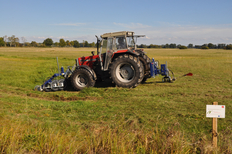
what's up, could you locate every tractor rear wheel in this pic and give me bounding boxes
[70,68,95,91]
[109,54,143,88]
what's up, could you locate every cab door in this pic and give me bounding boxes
[103,37,116,71]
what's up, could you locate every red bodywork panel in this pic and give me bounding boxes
[112,49,128,57]
[78,55,99,69]
[78,50,128,68]
[115,49,128,53]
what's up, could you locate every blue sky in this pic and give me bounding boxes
[1,0,232,45]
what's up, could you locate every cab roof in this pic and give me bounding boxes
[101,31,134,39]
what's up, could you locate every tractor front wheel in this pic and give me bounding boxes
[70,68,95,91]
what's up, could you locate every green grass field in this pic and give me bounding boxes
[0,47,232,153]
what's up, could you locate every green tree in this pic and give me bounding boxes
[84,41,89,47]
[54,42,59,47]
[43,38,53,47]
[208,43,214,49]
[89,42,95,47]
[164,44,169,48]
[59,39,66,47]
[218,44,225,49]
[40,44,46,47]
[201,46,209,49]
[148,44,154,48]
[66,40,71,47]
[188,44,193,48]
[139,44,147,48]
[169,43,176,48]
[70,41,74,46]
[8,35,19,47]
[73,40,80,48]
[25,42,31,47]
[225,44,232,50]
[179,45,188,49]
[31,41,38,47]
[0,37,5,47]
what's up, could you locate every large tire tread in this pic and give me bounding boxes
[70,68,95,91]
[109,54,143,88]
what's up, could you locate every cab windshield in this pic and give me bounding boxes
[126,36,136,49]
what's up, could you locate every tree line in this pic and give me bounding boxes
[1,35,232,50]
[0,35,96,48]
[139,43,232,49]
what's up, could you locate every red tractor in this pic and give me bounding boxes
[35,31,174,92]
[70,31,151,90]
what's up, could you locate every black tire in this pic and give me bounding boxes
[70,68,95,91]
[109,54,143,88]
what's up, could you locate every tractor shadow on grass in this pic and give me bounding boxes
[94,79,116,88]
[63,78,116,91]
[63,79,169,92]
[140,81,166,84]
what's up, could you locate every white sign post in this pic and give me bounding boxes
[206,102,226,149]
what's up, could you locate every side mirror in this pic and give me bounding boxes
[91,51,95,56]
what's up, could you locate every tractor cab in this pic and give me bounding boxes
[97,31,144,71]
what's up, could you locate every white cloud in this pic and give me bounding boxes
[57,36,69,39]
[113,23,232,45]
[25,23,232,45]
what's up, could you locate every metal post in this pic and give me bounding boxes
[56,57,60,77]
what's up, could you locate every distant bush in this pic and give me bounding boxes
[43,38,53,47]
[39,44,46,47]
[225,45,232,50]
[201,46,209,49]
[0,37,5,47]
[179,46,187,49]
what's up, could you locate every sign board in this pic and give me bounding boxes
[206,105,225,118]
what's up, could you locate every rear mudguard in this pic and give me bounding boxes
[75,65,97,80]
[113,50,140,57]
[102,49,140,71]
[111,50,140,62]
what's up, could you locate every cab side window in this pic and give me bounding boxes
[116,37,127,49]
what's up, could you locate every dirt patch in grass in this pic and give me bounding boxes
[26,93,99,102]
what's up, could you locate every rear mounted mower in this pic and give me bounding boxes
[150,58,175,82]
[35,31,178,92]
[34,57,74,92]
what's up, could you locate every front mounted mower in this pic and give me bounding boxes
[35,31,177,92]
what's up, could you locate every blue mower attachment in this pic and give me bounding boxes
[34,66,73,92]
[150,58,175,82]
[34,57,74,92]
